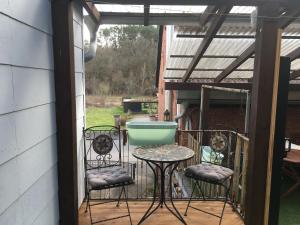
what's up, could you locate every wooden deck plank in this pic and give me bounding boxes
[79,201,244,225]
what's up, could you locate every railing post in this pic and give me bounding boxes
[232,135,242,207]
[241,140,249,215]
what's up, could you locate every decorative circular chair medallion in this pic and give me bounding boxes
[210,133,228,152]
[92,134,113,155]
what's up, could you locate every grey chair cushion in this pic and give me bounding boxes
[185,163,233,184]
[87,167,133,190]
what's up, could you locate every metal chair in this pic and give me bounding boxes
[184,132,234,225]
[83,126,134,225]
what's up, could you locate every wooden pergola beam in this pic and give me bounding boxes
[176,34,300,39]
[182,6,232,82]
[214,43,255,82]
[165,82,300,91]
[290,69,300,80]
[165,82,252,90]
[198,5,219,30]
[82,0,101,24]
[170,54,244,58]
[167,68,253,71]
[287,46,300,61]
[214,8,300,83]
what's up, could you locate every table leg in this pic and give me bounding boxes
[163,161,188,225]
[137,161,161,225]
[137,161,187,225]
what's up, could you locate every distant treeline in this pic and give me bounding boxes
[85,25,159,96]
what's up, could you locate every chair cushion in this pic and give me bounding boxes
[185,163,233,184]
[86,167,133,190]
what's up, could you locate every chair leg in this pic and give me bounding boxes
[219,179,232,225]
[85,191,90,213]
[116,186,124,207]
[196,181,206,201]
[87,191,93,225]
[184,181,197,216]
[218,186,230,225]
[123,186,133,225]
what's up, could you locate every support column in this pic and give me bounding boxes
[51,1,78,225]
[268,57,291,225]
[245,5,282,225]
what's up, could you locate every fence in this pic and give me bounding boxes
[85,129,249,219]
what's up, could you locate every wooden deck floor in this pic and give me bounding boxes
[79,201,244,225]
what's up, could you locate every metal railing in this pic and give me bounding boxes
[87,129,248,220]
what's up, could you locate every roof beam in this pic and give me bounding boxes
[167,68,253,72]
[286,47,300,61]
[290,69,300,80]
[198,5,219,30]
[182,6,232,82]
[170,54,245,58]
[214,9,300,83]
[214,43,255,82]
[144,3,150,26]
[82,0,101,23]
[100,12,206,25]
[98,12,298,25]
[165,82,300,91]
[165,82,252,90]
[176,34,300,39]
[91,0,300,7]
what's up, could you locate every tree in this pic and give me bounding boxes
[85,25,159,96]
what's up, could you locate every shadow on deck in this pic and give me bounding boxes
[79,200,244,225]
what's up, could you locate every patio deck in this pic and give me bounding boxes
[79,201,244,225]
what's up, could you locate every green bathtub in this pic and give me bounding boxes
[126,121,177,146]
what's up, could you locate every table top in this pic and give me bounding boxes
[284,150,300,164]
[132,144,195,163]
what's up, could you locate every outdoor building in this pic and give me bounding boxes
[0,0,86,224]
[0,1,300,225]
[157,25,300,141]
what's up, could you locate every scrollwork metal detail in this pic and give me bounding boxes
[92,134,113,155]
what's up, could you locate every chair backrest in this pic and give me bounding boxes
[83,125,122,171]
[200,131,230,166]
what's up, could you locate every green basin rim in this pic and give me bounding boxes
[126,121,177,129]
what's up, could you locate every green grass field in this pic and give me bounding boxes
[86,106,126,128]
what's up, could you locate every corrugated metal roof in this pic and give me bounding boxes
[164,20,300,80]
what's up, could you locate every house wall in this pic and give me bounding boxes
[183,104,300,144]
[73,0,86,207]
[0,0,59,225]
[157,26,167,121]
[157,26,177,121]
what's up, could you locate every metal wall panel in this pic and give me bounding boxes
[0,65,15,114]
[13,67,55,110]
[9,0,52,34]
[14,103,57,154]
[0,114,18,165]
[0,1,59,225]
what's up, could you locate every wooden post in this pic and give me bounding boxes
[51,1,78,225]
[232,136,242,206]
[245,5,282,225]
[268,57,291,225]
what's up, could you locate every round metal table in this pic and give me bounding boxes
[132,144,195,225]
